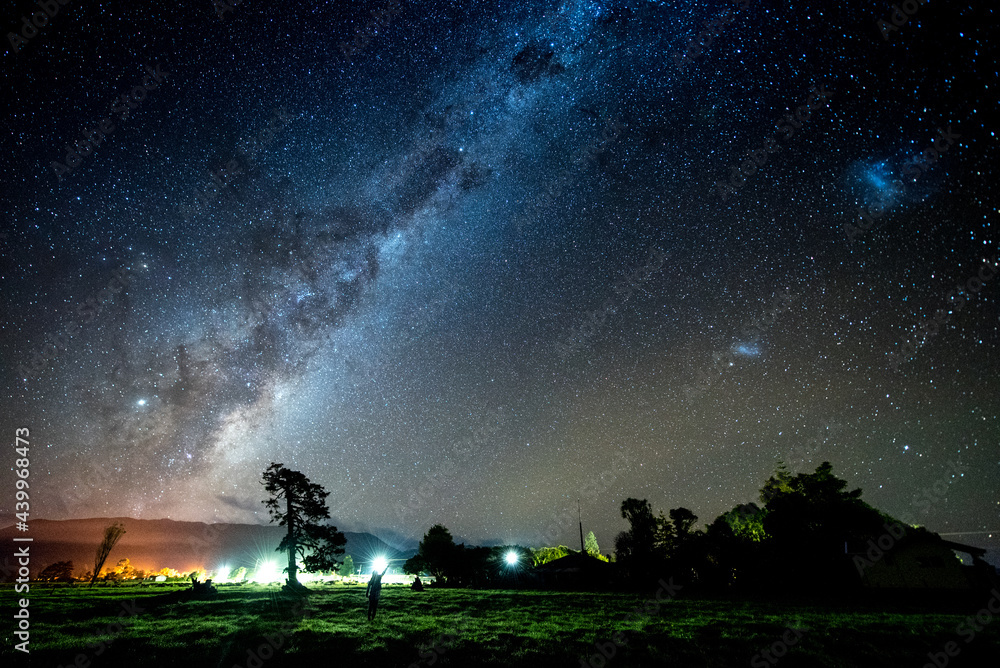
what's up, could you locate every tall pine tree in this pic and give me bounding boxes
[262,463,347,589]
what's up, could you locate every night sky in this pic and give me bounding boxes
[1,0,998,559]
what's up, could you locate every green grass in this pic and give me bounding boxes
[3,582,998,667]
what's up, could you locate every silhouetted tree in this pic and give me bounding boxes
[452,544,493,586]
[90,522,126,586]
[762,461,884,544]
[621,498,657,547]
[261,462,347,590]
[663,508,703,584]
[402,554,425,576]
[614,530,634,564]
[669,508,698,537]
[616,498,661,585]
[653,511,673,553]
[38,561,74,582]
[760,461,793,505]
[760,461,893,589]
[403,524,458,583]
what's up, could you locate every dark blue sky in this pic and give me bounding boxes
[1,0,997,558]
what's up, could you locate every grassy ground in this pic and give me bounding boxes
[3,582,999,667]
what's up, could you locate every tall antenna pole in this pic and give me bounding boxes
[578,499,585,554]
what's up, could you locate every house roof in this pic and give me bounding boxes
[533,552,612,574]
[846,532,988,559]
[941,540,987,558]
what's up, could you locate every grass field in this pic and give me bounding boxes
[3,582,999,667]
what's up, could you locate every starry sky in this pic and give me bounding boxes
[1,0,998,558]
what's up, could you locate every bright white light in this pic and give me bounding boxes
[252,560,281,583]
[372,556,389,573]
[137,399,146,406]
[505,551,518,565]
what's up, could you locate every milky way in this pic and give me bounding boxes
[1,1,998,559]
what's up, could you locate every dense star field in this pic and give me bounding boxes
[0,0,997,556]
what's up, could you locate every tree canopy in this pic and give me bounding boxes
[38,560,74,582]
[403,524,458,582]
[532,545,573,565]
[761,461,889,551]
[609,461,915,593]
[616,498,663,584]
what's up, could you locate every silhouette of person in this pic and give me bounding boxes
[366,563,389,621]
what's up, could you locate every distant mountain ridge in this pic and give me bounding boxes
[0,517,414,579]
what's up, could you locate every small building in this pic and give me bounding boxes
[851,531,994,590]
[532,552,613,590]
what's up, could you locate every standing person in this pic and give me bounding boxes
[366,562,389,621]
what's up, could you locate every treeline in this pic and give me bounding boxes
[402,525,534,587]
[400,527,613,587]
[404,462,959,594]
[32,559,219,584]
[614,461,922,592]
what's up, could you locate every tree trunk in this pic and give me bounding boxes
[286,494,298,585]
